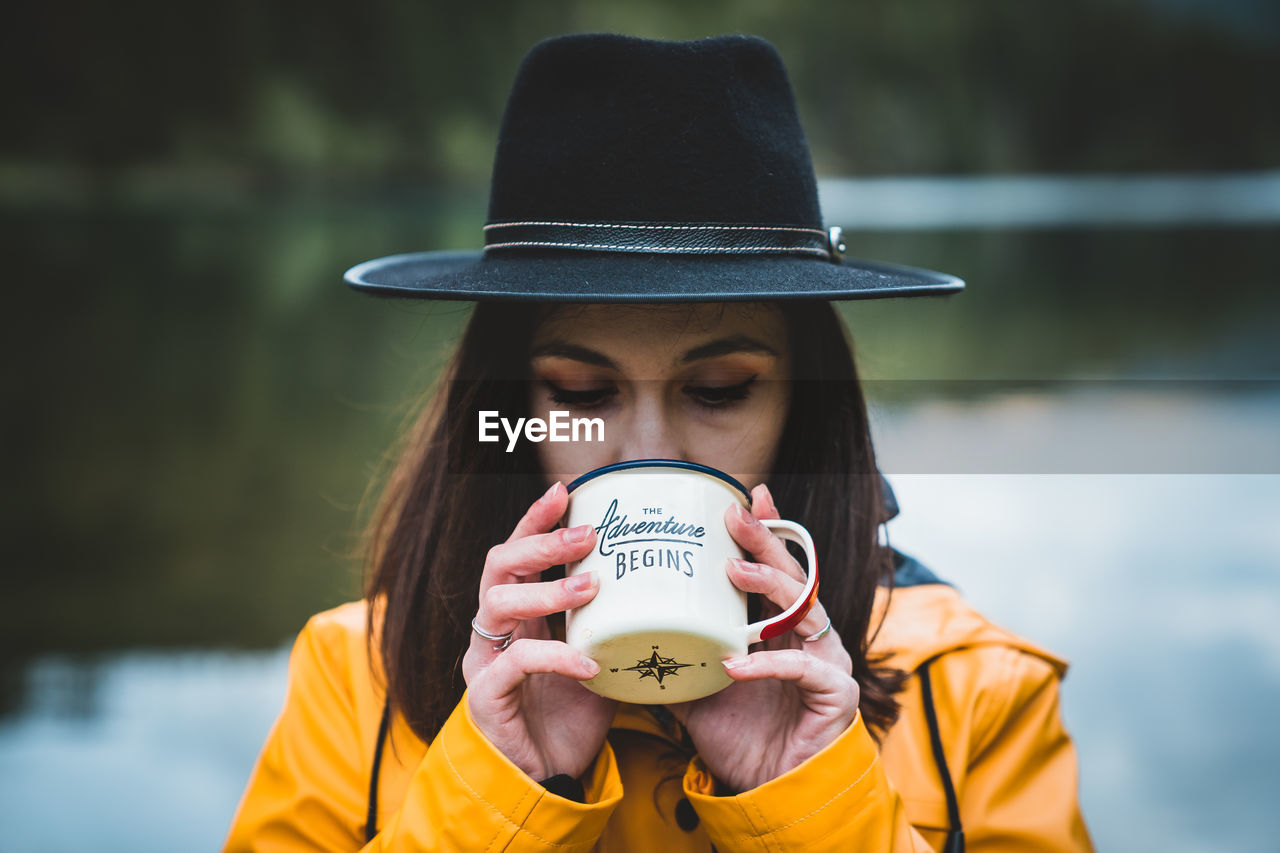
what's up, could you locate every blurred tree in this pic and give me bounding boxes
[2,0,1277,201]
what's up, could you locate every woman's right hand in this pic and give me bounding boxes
[461,481,617,782]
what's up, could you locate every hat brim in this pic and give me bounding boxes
[343,249,963,302]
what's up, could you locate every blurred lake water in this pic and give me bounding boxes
[2,178,1278,850]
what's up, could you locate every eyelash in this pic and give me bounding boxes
[544,382,619,408]
[542,375,759,410]
[688,374,758,408]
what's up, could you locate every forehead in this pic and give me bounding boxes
[530,302,788,362]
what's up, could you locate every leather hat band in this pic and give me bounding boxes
[484,220,844,261]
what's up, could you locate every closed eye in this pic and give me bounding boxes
[683,374,758,408]
[542,380,618,409]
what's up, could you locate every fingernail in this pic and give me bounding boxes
[736,504,759,526]
[564,524,592,543]
[566,571,596,592]
[729,557,759,574]
[539,481,563,505]
[582,656,600,675]
[722,657,749,670]
[760,484,777,514]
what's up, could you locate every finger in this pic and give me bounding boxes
[506,481,569,544]
[475,638,601,704]
[749,483,781,520]
[726,558,830,639]
[476,572,600,640]
[721,649,859,715]
[479,524,596,600]
[724,502,806,585]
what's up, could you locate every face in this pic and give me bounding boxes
[527,302,792,490]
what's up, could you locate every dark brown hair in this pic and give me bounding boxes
[362,300,906,744]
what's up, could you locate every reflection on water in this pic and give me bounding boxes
[820,171,1280,227]
[2,202,1278,849]
[870,381,1280,473]
[0,648,288,852]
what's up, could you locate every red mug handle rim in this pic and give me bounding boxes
[745,519,819,643]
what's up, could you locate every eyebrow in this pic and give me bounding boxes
[680,335,779,364]
[529,342,619,369]
[529,335,778,370]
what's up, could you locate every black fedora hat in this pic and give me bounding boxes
[344,33,964,302]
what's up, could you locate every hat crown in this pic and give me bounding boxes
[487,34,822,228]
[344,33,964,301]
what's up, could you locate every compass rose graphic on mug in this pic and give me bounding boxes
[625,647,692,684]
[562,460,819,703]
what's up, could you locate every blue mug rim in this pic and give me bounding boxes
[565,458,753,503]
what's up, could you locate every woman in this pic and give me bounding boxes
[224,34,1093,851]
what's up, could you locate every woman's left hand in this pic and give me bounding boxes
[668,484,861,794]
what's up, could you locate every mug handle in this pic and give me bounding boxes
[744,519,820,643]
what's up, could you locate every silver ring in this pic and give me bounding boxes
[471,617,515,651]
[799,617,833,643]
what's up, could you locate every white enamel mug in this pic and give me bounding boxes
[562,459,819,703]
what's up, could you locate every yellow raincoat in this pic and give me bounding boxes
[224,570,1093,851]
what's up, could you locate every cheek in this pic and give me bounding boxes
[688,388,790,483]
[539,442,625,488]
[528,392,618,484]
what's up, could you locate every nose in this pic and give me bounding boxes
[615,388,685,462]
